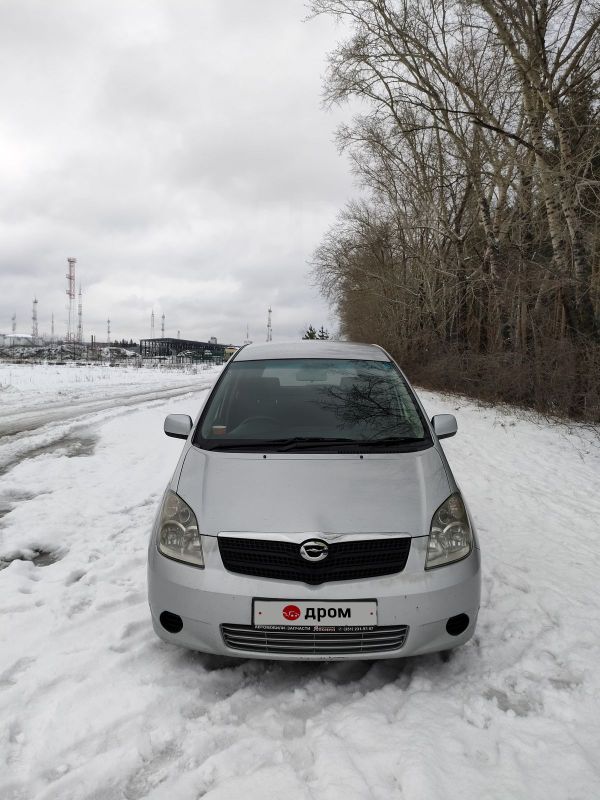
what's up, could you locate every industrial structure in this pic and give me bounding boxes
[77,286,83,343]
[32,298,38,342]
[267,306,272,342]
[1,258,245,362]
[139,337,227,360]
[66,257,76,341]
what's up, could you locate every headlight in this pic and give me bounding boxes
[157,490,204,567]
[425,493,473,569]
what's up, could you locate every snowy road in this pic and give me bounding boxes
[0,364,219,486]
[0,382,208,438]
[1,366,599,799]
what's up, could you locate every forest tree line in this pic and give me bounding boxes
[311,0,600,420]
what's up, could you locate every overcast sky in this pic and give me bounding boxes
[0,0,356,344]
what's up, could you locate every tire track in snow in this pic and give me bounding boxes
[0,382,212,479]
[0,383,212,572]
[0,381,210,438]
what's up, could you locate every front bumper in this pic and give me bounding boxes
[148,534,481,661]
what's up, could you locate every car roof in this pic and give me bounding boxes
[234,340,390,362]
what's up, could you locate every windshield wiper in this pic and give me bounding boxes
[362,436,425,447]
[274,437,356,452]
[202,438,354,452]
[276,436,427,452]
[202,441,276,451]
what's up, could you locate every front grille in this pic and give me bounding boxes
[221,624,409,655]
[218,536,411,585]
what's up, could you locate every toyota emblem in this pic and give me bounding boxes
[299,539,329,562]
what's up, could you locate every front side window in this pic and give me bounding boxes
[194,358,430,452]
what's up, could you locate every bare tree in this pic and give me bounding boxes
[310,0,600,419]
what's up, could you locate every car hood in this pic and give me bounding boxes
[176,446,452,538]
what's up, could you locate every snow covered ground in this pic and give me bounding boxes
[0,363,222,482]
[0,363,217,413]
[1,366,599,799]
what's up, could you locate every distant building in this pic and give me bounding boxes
[139,337,227,360]
[0,333,34,347]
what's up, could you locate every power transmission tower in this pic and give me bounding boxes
[66,258,76,341]
[161,314,165,338]
[77,285,83,343]
[107,318,111,345]
[267,306,272,342]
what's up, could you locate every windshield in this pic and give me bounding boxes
[194,358,430,452]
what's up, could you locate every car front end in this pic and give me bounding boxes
[148,458,480,661]
[148,341,481,660]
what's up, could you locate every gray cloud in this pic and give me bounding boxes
[0,0,354,344]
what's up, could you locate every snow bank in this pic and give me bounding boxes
[1,378,599,799]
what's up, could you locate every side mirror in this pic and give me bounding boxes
[431,414,457,440]
[164,414,193,440]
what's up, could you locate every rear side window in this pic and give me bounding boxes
[194,358,429,450]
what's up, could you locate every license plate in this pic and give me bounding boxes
[253,599,377,630]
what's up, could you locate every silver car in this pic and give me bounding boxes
[148,341,481,660]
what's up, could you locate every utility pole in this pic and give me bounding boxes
[11,313,16,333]
[51,312,55,343]
[267,306,272,342]
[107,318,111,345]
